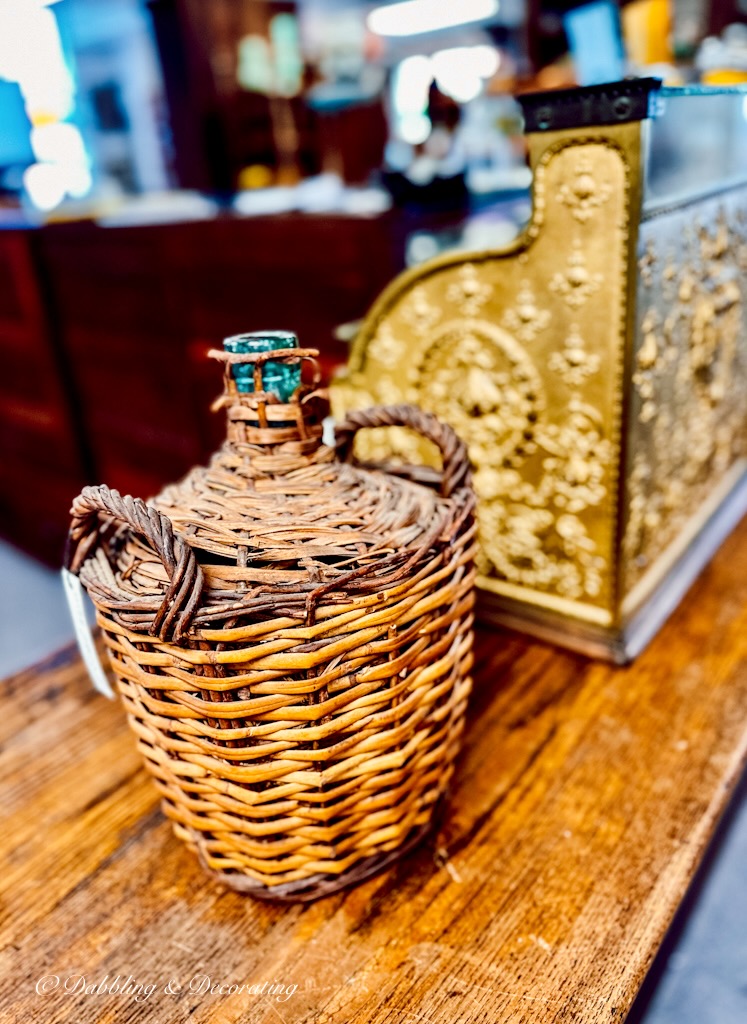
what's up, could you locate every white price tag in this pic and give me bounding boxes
[61,568,115,699]
[322,414,336,447]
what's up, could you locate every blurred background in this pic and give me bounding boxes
[0,0,745,571]
[0,0,744,569]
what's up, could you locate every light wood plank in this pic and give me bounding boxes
[1,519,746,1023]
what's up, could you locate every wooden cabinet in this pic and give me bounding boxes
[0,211,408,561]
[0,231,89,563]
[41,222,207,500]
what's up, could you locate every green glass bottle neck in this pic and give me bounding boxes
[223,331,302,405]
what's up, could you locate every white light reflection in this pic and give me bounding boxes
[30,121,86,165]
[400,112,432,144]
[393,55,433,142]
[391,45,499,139]
[368,0,500,37]
[0,2,74,120]
[431,45,499,103]
[0,0,91,210]
[23,162,67,211]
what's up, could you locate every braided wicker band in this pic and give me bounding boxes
[66,487,204,643]
[196,808,440,902]
[335,403,471,499]
[67,369,476,901]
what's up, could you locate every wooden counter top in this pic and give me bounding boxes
[2,518,746,1024]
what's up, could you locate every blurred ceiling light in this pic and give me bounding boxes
[270,13,303,96]
[64,163,93,199]
[393,54,432,112]
[0,3,74,121]
[30,120,91,201]
[435,71,481,103]
[431,44,499,102]
[23,162,67,211]
[400,112,432,144]
[30,122,86,165]
[237,15,302,97]
[0,0,92,209]
[367,0,499,38]
[237,35,274,93]
[0,0,65,7]
[392,55,433,143]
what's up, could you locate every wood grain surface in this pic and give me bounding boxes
[2,518,747,1024]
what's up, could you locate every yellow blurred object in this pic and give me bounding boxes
[622,0,672,65]
[533,60,577,91]
[275,164,302,186]
[28,110,62,127]
[237,165,275,190]
[702,69,747,85]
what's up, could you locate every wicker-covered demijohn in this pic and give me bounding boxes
[65,333,477,901]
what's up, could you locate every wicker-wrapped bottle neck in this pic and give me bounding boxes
[210,332,331,474]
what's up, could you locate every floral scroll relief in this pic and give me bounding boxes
[549,239,603,309]
[417,322,543,468]
[501,281,551,344]
[401,286,441,337]
[557,156,612,223]
[367,323,407,369]
[446,263,493,317]
[548,325,600,387]
[413,319,611,603]
[623,204,747,593]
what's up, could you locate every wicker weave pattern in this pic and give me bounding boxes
[67,349,476,900]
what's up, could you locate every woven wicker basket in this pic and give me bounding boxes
[65,338,477,901]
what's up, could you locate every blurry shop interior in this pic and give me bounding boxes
[0,0,743,564]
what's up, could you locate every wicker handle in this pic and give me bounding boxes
[65,484,204,643]
[334,404,470,499]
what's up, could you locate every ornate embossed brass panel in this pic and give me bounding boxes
[332,81,747,661]
[621,192,747,615]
